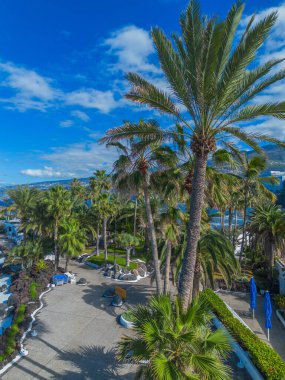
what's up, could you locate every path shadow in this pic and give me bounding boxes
[81,280,154,319]
[52,345,135,380]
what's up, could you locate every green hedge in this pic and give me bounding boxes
[0,304,27,361]
[202,289,285,380]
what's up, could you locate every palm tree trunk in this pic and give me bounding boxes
[54,221,59,271]
[228,207,233,240]
[192,256,201,298]
[126,248,131,267]
[221,210,225,234]
[143,175,162,294]
[233,208,238,245]
[103,217,108,260]
[65,256,70,272]
[132,197,138,256]
[164,241,172,294]
[96,220,100,255]
[240,187,248,262]
[178,155,208,309]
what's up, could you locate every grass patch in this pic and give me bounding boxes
[87,253,138,270]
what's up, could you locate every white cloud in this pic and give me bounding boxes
[0,62,58,111]
[65,88,120,113]
[40,142,118,177]
[21,166,62,178]
[105,25,160,74]
[60,120,74,128]
[71,110,90,121]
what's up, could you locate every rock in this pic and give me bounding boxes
[138,267,146,277]
[122,268,129,274]
[113,264,121,273]
[131,269,139,277]
[138,263,147,272]
[77,278,87,285]
[122,274,137,281]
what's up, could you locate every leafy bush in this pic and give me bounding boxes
[2,304,27,359]
[202,289,285,379]
[35,259,48,272]
[29,281,38,301]
[121,310,135,322]
[274,294,285,310]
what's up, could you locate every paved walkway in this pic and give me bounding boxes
[1,261,154,380]
[218,291,285,361]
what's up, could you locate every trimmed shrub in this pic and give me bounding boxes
[202,289,285,380]
[29,282,38,301]
[274,294,285,310]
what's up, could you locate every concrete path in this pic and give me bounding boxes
[218,290,285,361]
[1,260,154,380]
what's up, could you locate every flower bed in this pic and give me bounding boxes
[202,289,285,380]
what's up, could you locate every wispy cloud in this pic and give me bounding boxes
[65,88,121,113]
[71,110,90,121]
[104,25,160,74]
[21,166,63,178]
[60,120,74,128]
[32,142,118,178]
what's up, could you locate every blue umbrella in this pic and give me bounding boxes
[249,277,257,318]
[264,291,272,341]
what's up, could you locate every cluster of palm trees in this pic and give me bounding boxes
[101,0,285,309]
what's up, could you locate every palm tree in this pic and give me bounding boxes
[59,218,86,272]
[238,154,279,260]
[104,133,177,294]
[251,203,285,278]
[116,233,140,267]
[102,2,285,307]
[9,237,44,269]
[117,295,232,379]
[174,229,239,295]
[44,186,73,270]
[160,204,185,294]
[7,186,40,239]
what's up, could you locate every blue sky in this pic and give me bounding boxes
[0,0,284,184]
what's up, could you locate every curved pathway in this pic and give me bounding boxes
[2,261,153,380]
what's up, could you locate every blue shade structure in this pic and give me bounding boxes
[249,277,257,318]
[264,290,272,341]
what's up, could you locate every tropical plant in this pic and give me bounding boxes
[250,203,285,278]
[9,237,44,269]
[43,186,73,270]
[237,154,279,260]
[117,294,232,379]
[59,218,86,272]
[116,233,140,267]
[102,1,285,307]
[103,133,177,294]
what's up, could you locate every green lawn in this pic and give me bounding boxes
[87,253,139,270]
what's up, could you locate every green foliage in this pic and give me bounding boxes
[121,310,135,323]
[35,259,48,271]
[29,281,38,301]
[274,294,285,309]
[117,294,232,379]
[2,304,27,360]
[202,289,285,379]
[87,254,137,270]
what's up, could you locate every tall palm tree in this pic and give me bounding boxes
[44,186,73,270]
[104,133,177,294]
[7,186,40,239]
[102,1,285,307]
[59,218,86,272]
[251,203,285,278]
[117,295,232,379]
[237,154,279,260]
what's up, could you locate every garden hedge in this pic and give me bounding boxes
[202,289,285,379]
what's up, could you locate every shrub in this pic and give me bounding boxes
[2,304,27,360]
[274,294,285,310]
[87,254,137,270]
[202,289,285,380]
[35,259,48,272]
[29,282,38,301]
[121,310,135,322]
